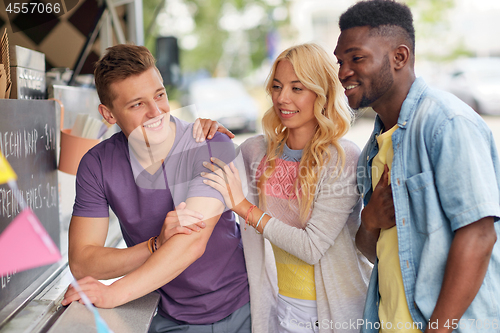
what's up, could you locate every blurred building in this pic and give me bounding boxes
[449,0,500,57]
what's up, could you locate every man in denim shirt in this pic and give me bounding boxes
[334,0,500,332]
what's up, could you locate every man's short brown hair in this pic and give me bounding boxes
[94,44,160,107]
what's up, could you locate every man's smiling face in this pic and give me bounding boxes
[334,26,395,110]
[105,67,171,146]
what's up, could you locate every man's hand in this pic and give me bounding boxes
[361,164,396,231]
[193,118,235,143]
[157,202,206,247]
[356,165,395,262]
[62,276,120,308]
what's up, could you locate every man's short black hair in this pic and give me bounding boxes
[339,0,415,53]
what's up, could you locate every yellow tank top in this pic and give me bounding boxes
[257,154,316,301]
[272,244,316,300]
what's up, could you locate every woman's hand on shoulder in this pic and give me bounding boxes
[201,158,246,212]
[192,118,235,143]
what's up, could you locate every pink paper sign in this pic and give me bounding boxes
[0,209,61,276]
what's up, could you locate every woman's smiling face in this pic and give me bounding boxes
[271,60,318,133]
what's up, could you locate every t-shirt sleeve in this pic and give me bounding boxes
[187,132,236,204]
[72,151,110,218]
[432,115,500,230]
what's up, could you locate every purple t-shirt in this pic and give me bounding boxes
[73,116,249,324]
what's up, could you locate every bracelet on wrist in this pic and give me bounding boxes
[244,205,257,230]
[147,236,154,254]
[255,212,269,234]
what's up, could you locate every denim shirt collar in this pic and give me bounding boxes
[368,77,427,143]
[397,77,427,129]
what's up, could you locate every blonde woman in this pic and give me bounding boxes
[201,43,372,333]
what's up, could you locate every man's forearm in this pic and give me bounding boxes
[107,228,209,306]
[425,217,496,333]
[68,216,152,280]
[69,242,151,280]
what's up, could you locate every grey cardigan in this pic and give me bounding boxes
[236,135,372,333]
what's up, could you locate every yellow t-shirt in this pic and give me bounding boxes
[372,125,419,332]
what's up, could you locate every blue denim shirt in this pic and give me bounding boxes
[358,78,500,332]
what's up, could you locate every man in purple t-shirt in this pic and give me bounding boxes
[62,44,250,332]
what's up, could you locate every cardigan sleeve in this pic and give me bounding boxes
[263,139,362,265]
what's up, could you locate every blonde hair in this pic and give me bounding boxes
[258,43,352,223]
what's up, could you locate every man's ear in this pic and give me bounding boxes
[393,44,411,70]
[99,104,117,125]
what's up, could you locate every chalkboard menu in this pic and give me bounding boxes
[0,99,59,311]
